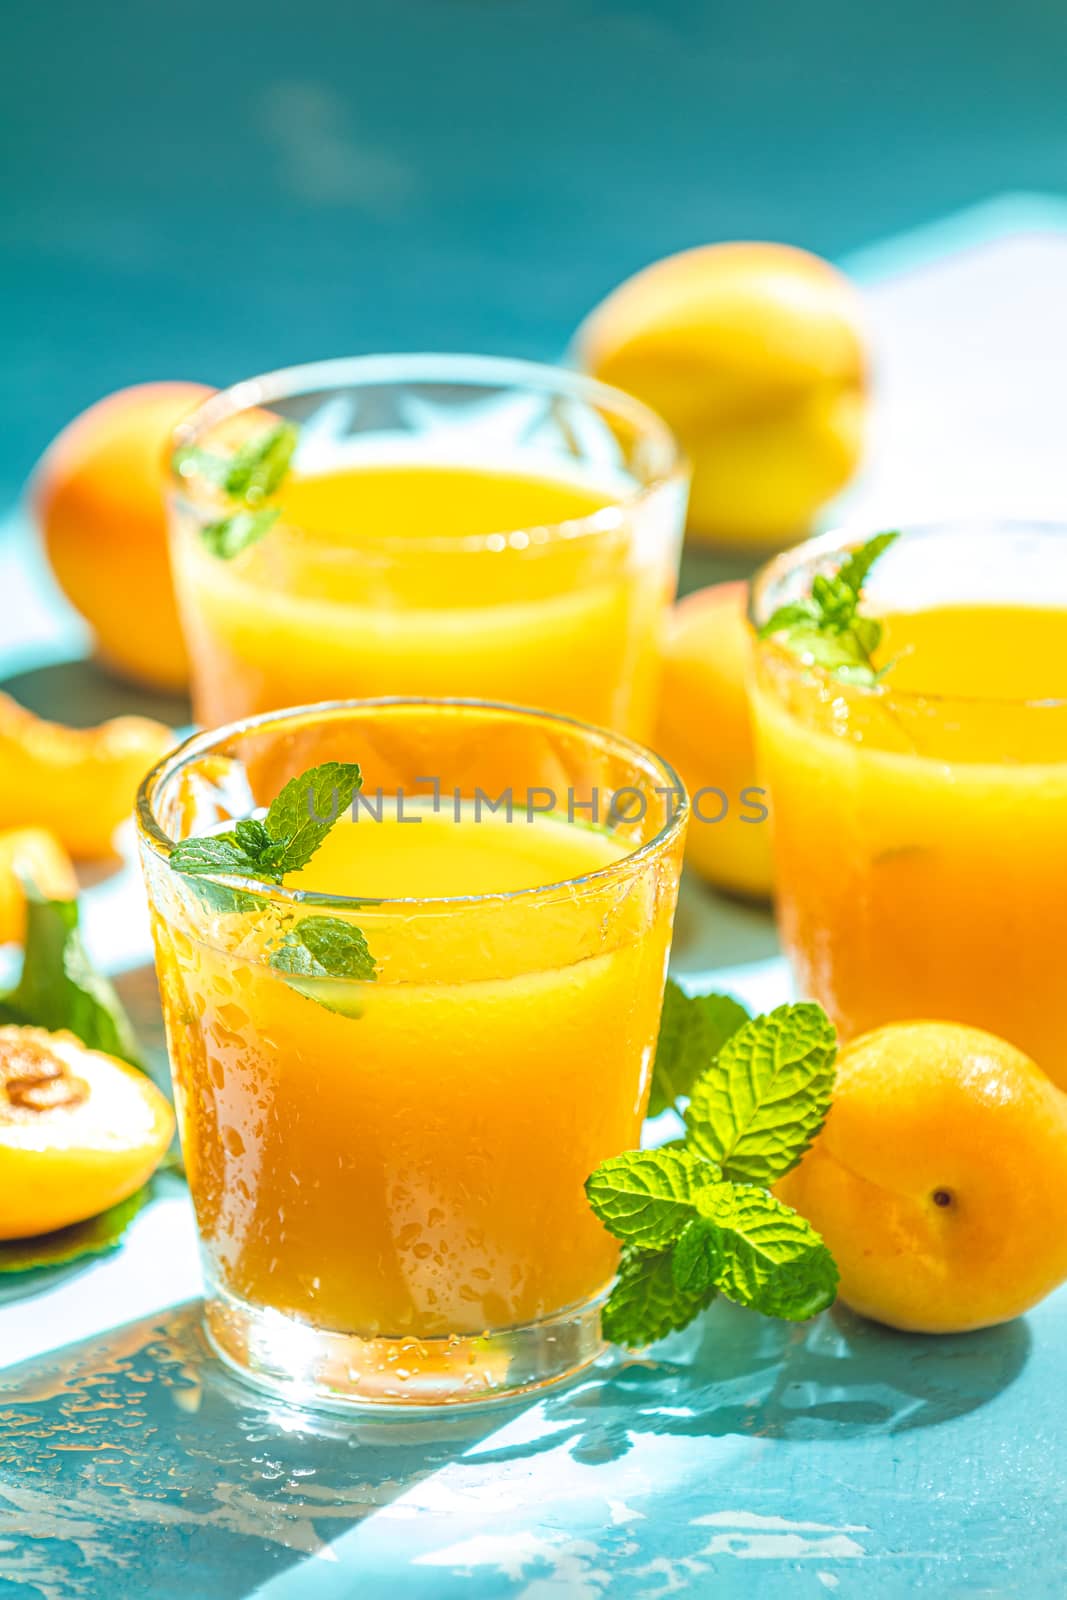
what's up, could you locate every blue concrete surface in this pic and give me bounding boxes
[4,0,1067,504]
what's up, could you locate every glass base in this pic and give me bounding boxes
[204,1286,607,1411]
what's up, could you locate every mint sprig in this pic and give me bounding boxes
[759,529,899,687]
[174,421,299,560]
[171,762,375,1014]
[602,1244,717,1346]
[586,999,839,1346]
[649,980,750,1118]
[171,762,363,885]
[685,1001,836,1185]
[271,916,376,983]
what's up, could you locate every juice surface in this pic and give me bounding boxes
[295,804,623,898]
[154,808,676,1338]
[879,604,1067,703]
[278,462,612,547]
[173,460,678,736]
[755,601,1067,1081]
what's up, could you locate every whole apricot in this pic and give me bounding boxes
[777,1021,1067,1333]
[576,242,867,548]
[0,692,173,858]
[0,1026,174,1238]
[653,581,773,900]
[0,828,78,944]
[33,381,213,691]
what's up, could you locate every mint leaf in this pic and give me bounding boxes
[695,1183,838,1321]
[648,981,751,1118]
[172,762,363,887]
[671,1218,723,1296]
[759,529,898,687]
[271,917,376,982]
[0,891,143,1071]
[223,421,298,503]
[177,421,298,561]
[836,529,899,596]
[601,1244,716,1346]
[685,1002,836,1186]
[0,1184,151,1276]
[264,762,363,874]
[170,834,264,879]
[585,1148,718,1248]
[201,507,279,560]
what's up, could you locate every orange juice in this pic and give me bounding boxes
[169,358,686,737]
[155,805,672,1338]
[139,698,687,1404]
[754,599,1067,1082]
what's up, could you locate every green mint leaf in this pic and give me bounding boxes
[758,530,898,687]
[695,1183,838,1321]
[671,1218,723,1296]
[648,980,751,1118]
[170,834,263,879]
[264,762,364,874]
[271,916,376,982]
[686,1001,836,1186]
[601,1244,717,1347]
[233,817,274,859]
[836,529,900,597]
[171,762,374,970]
[0,1183,152,1276]
[172,442,232,488]
[758,599,820,637]
[200,507,279,560]
[584,1147,718,1248]
[775,625,882,686]
[223,421,299,503]
[0,891,144,1071]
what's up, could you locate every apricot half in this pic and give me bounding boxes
[33,381,213,691]
[0,692,173,858]
[576,242,867,548]
[652,581,773,901]
[778,1021,1067,1333]
[0,1026,174,1239]
[0,828,78,944]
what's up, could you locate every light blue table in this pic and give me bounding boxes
[4,200,1067,1597]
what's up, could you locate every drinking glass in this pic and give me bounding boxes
[750,520,1067,1081]
[169,355,687,737]
[138,697,687,1407]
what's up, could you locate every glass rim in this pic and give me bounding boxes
[169,352,687,555]
[136,696,690,910]
[749,517,1067,711]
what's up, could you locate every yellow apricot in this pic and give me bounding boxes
[0,828,78,944]
[576,241,868,548]
[652,582,773,900]
[0,692,174,858]
[778,1021,1067,1333]
[33,381,213,691]
[0,1026,174,1239]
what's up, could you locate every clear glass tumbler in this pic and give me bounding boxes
[750,519,1067,1082]
[138,697,687,1408]
[169,355,687,737]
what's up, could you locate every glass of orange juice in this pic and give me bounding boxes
[137,697,687,1407]
[750,520,1067,1083]
[169,355,687,737]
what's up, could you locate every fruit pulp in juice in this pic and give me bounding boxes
[174,462,674,735]
[755,603,1067,1079]
[155,805,676,1336]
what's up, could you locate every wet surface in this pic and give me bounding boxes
[0,1291,1056,1598]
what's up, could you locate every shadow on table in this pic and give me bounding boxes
[0,655,190,729]
[470,1298,1032,1471]
[0,1293,1030,1598]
